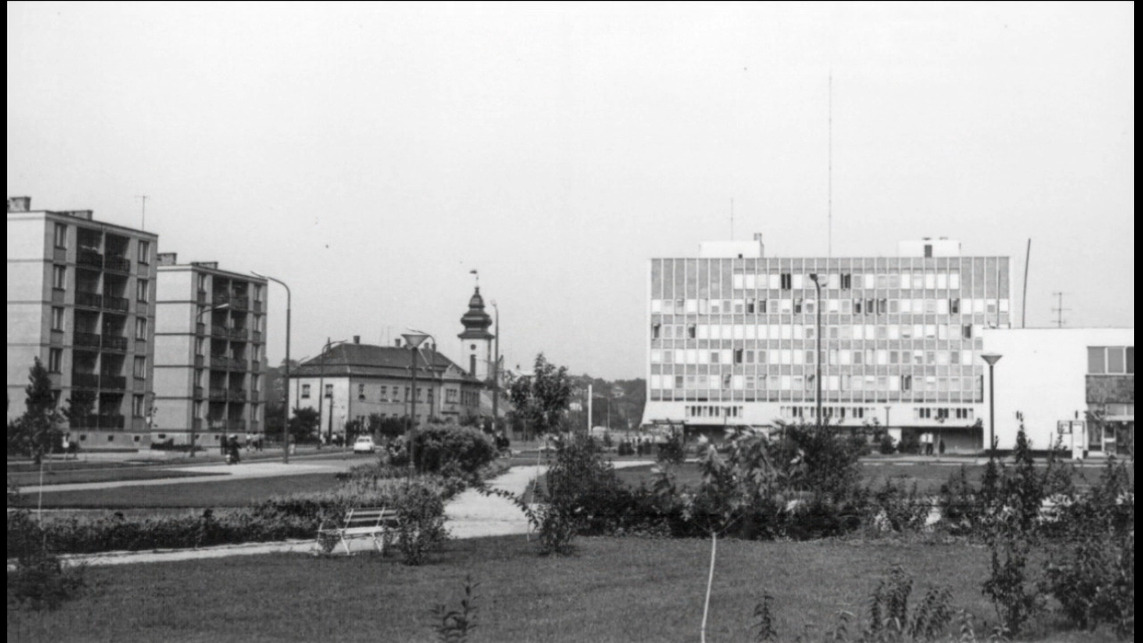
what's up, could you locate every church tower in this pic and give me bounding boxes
[458,286,494,382]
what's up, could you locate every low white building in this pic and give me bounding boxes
[981,328,1133,456]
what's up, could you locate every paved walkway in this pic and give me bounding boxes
[40,459,656,568]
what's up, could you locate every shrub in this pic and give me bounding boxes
[771,421,866,503]
[657,427,686,465]
[898,432,921,455]
[393,481,448,566]
[7,547,85,611]
[878,433,897,455]
[413,425,497,479]
[870,479,931,533]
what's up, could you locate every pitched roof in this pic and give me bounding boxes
[292,343,481,384]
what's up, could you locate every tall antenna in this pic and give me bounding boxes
[1052,292,1069,328]
[1021,239,1032,328]
[135,195,149,230]
[828,70,833,258]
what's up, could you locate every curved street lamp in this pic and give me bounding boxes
[251,271,291,463]
[401,332,431,479]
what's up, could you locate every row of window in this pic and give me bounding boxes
[652,297,1008,316]
[196,273,264,302]
[653,348,980,367]
[49,349,148,379]
[782,406,868,420]
[685,405,743,419]
[54,223,152,264]
[650,373,980,394]
[1087,346,1134,375]
[723,271,965,291]
[654,323,977,342]
[51,307,149,339]
[301,383,478,406]
[51,265,152,302]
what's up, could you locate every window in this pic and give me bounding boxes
[840,273,852,290]
[1128,347,1135,374]
[133,356,146,379]
[135,318,147,340]
[48,348,63,373]
[137,240,151,263]
[51,307,65,331]
[133,394,146,418]
[358,383,366,400]
[136,279,150,302]
[325,384,333,398]
[780,273,792,290]
[301,384,311,399]
[651,323,660,339]
[54,222,68,248]
[53,265,66,290]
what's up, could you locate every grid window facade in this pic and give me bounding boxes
[648,255,1009,413]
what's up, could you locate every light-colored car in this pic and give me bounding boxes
[352,436,376,454]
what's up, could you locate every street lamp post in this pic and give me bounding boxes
[491,301,499,433]
[402,332,430,479]
[251,272,291,464]
[810,274,824,431]
[981,353,1003,454]
[317,338,348,448]
[191,302,230,457]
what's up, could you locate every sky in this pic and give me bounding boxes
[7,2,1134,380]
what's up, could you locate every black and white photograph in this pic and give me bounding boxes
[7,2,1133,641]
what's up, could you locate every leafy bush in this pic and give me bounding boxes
[393,481,448,565]
[7,547,85,611]
[898,432,921,455]
[429,574,478,643]
[878,434,897,455]
[412,425,497,479]
[870,480,931,533]
[657,427,686,465]
[771,421,867,503]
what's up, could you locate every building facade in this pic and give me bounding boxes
[7,196,159,449]
[288,338,484,441]
[982,328,1133,455]
[642,235,1011,451]
[152,253,267,449]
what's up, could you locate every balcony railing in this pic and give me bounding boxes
[249,390,261,402]
[101,335,128,352]
[74,332,102,348]
[77,249,103,268]
[253,300,264,313]
[251,360,262,373]
[193,386,204,399]
[208,419,246,432]
[76,291,102,309]
[101,375,127,390]
[212,293,250,311]
[251,330,263,343]
[72,373,99,389]
[104,256,131,273]
[103,296,129,313]
[197,289,207,304]
[209,388,229,401]
[196,322,206,336]
[228,389,247,402]
[228,328,248,341]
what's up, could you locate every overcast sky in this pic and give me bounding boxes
[7,2,1134,380]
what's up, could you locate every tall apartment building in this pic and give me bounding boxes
[153,253,267,449]
[7,196,158,449]
[642,235,1011,451]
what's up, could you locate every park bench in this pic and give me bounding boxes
[316,507,399,556]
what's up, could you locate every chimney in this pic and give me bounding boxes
[394,338,402,348]
[353,335,361,344]
[753,232,765,257]
[157,252,178,266]
[7,196,31,212]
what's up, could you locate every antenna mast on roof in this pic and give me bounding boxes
[135,195,148,230]
[828,71,833,259]
[1052,292,1069,328]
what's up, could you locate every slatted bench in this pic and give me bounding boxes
[316,507,399,556]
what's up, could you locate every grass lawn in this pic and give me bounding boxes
[9,467,223,488]
[8,536,1115,642]
[28,473,344,509]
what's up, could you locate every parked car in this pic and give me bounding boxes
[352,436,376,454]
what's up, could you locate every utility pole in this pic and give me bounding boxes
[1052,292,1069,328]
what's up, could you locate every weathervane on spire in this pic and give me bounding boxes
[470,269,479,286]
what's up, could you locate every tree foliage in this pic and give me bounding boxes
[288,407,320,443]
[11,358,64,464]
[508,354,572,438]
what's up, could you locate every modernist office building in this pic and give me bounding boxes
[153,253,268,448]
[642,235,1011,451]
[7,196,159,448]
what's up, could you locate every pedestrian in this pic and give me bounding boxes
[938,438,946,456]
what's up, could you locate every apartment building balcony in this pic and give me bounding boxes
[228,328,248,341]
[253,300,264,313]
[251,330,263,344]
[101,375,127,390]
[193,386,204,399]
[74,332,102,349]
[249,389,261,402]
[75,291,103,309]
[212,293,249,311]
[228,389,247,402]
[77,249,103,269]
[101,335,128,352]
[209,389,229,402]
[104,256,132,273]
[72,373,100,389]
[196,322,206,336]
[103,295,130,313]
[197,289,207,304]
[251,360,262,373]
[208,419,246,432]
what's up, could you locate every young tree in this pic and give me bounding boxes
[288,407,320,443]
[17,358,63,465]
[508,354,573,439]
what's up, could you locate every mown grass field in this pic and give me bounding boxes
[7,535,1118,643]
[27,473,344,509]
